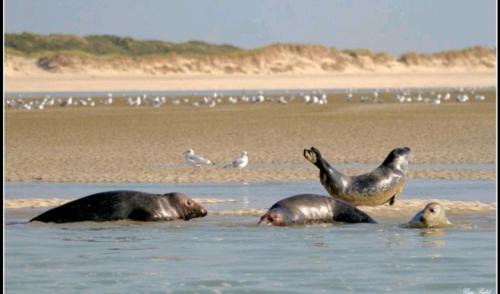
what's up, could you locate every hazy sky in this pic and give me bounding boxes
[5,0,497,55]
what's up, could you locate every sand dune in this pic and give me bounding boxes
[5,44,495,76]
[5,43,496,92]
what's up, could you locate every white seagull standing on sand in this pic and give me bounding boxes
[183,149,215,167]
[224,151,249,169]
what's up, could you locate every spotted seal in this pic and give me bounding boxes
[406,202,451,228]
[30,190,207,223]
[304,147,411,206]
[258,194,376,226]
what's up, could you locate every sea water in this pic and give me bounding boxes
[5,180,497,293]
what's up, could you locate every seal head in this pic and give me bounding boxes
[381,147,411,174]
[165,192,208,220]
[407,202,451,228]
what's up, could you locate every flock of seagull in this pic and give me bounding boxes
[347,87,487,105]
[5,87,488,111]
[5,93,114,110]
[122,91,330,108]
[183,149,249,169]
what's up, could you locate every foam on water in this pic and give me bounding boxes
[5,198,496,217]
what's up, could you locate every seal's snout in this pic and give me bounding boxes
[257,215,269,225]
[401,147,411,158]
[201,208,208,217]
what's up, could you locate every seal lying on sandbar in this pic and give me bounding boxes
[258,194,376,226]
[30,190,207,223]
[406,202,451,228]
[303,147,411,206]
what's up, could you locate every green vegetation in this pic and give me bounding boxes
[5,32,243,56]
[341,48,374,57]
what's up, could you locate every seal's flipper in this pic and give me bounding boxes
[304,147,330,169]
[129,208,153,221]
[332,199,377,224]
[306,147,336,172]
[303,148,317,164]
[310,147,322,158]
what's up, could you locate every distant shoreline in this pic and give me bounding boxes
[4,71,496,92]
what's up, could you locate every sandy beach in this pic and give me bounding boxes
[5,86,496,184]
[4,71,496,93]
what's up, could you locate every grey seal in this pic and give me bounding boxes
[258,194,376,226]
[30,190,207,223]
[304,146,411,206]
[406,202,451,228]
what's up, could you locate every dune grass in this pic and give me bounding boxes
[5,33,495,72]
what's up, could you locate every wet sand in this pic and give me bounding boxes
[5,90,496,183]
[5,197,496,219]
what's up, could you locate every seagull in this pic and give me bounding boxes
[33,100,45,110]
[319,93,328,104]
[228,96,238,104]
[104,93,113,105]
[60,96,73,107]
[78,99,88,107]
[224,151,248,169]
[277,96,288,104]
[127,96,141,107]
[6,99,15,108]
[456,94,469,103]
[150,96,163,107]
[302,95,311,104]
[46,97,55,106]
[183,149,215,167]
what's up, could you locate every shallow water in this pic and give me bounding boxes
[5,86,495,99]
[146,162,496,171]
[5,180,497,293]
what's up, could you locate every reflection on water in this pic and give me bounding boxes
[418,229,446,248]
[5,180,497,293]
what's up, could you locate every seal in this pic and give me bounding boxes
[304,146,411,206]
[29,190,207,223]
[257,194,376,226]
[406,202,451,228]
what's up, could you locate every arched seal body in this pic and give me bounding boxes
[406,202,451,228]
[30,190,207,223]
[304,147,411,206]
[258,194,376,226]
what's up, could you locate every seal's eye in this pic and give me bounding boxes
[429,208,435,213]
[186,200,193,207]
